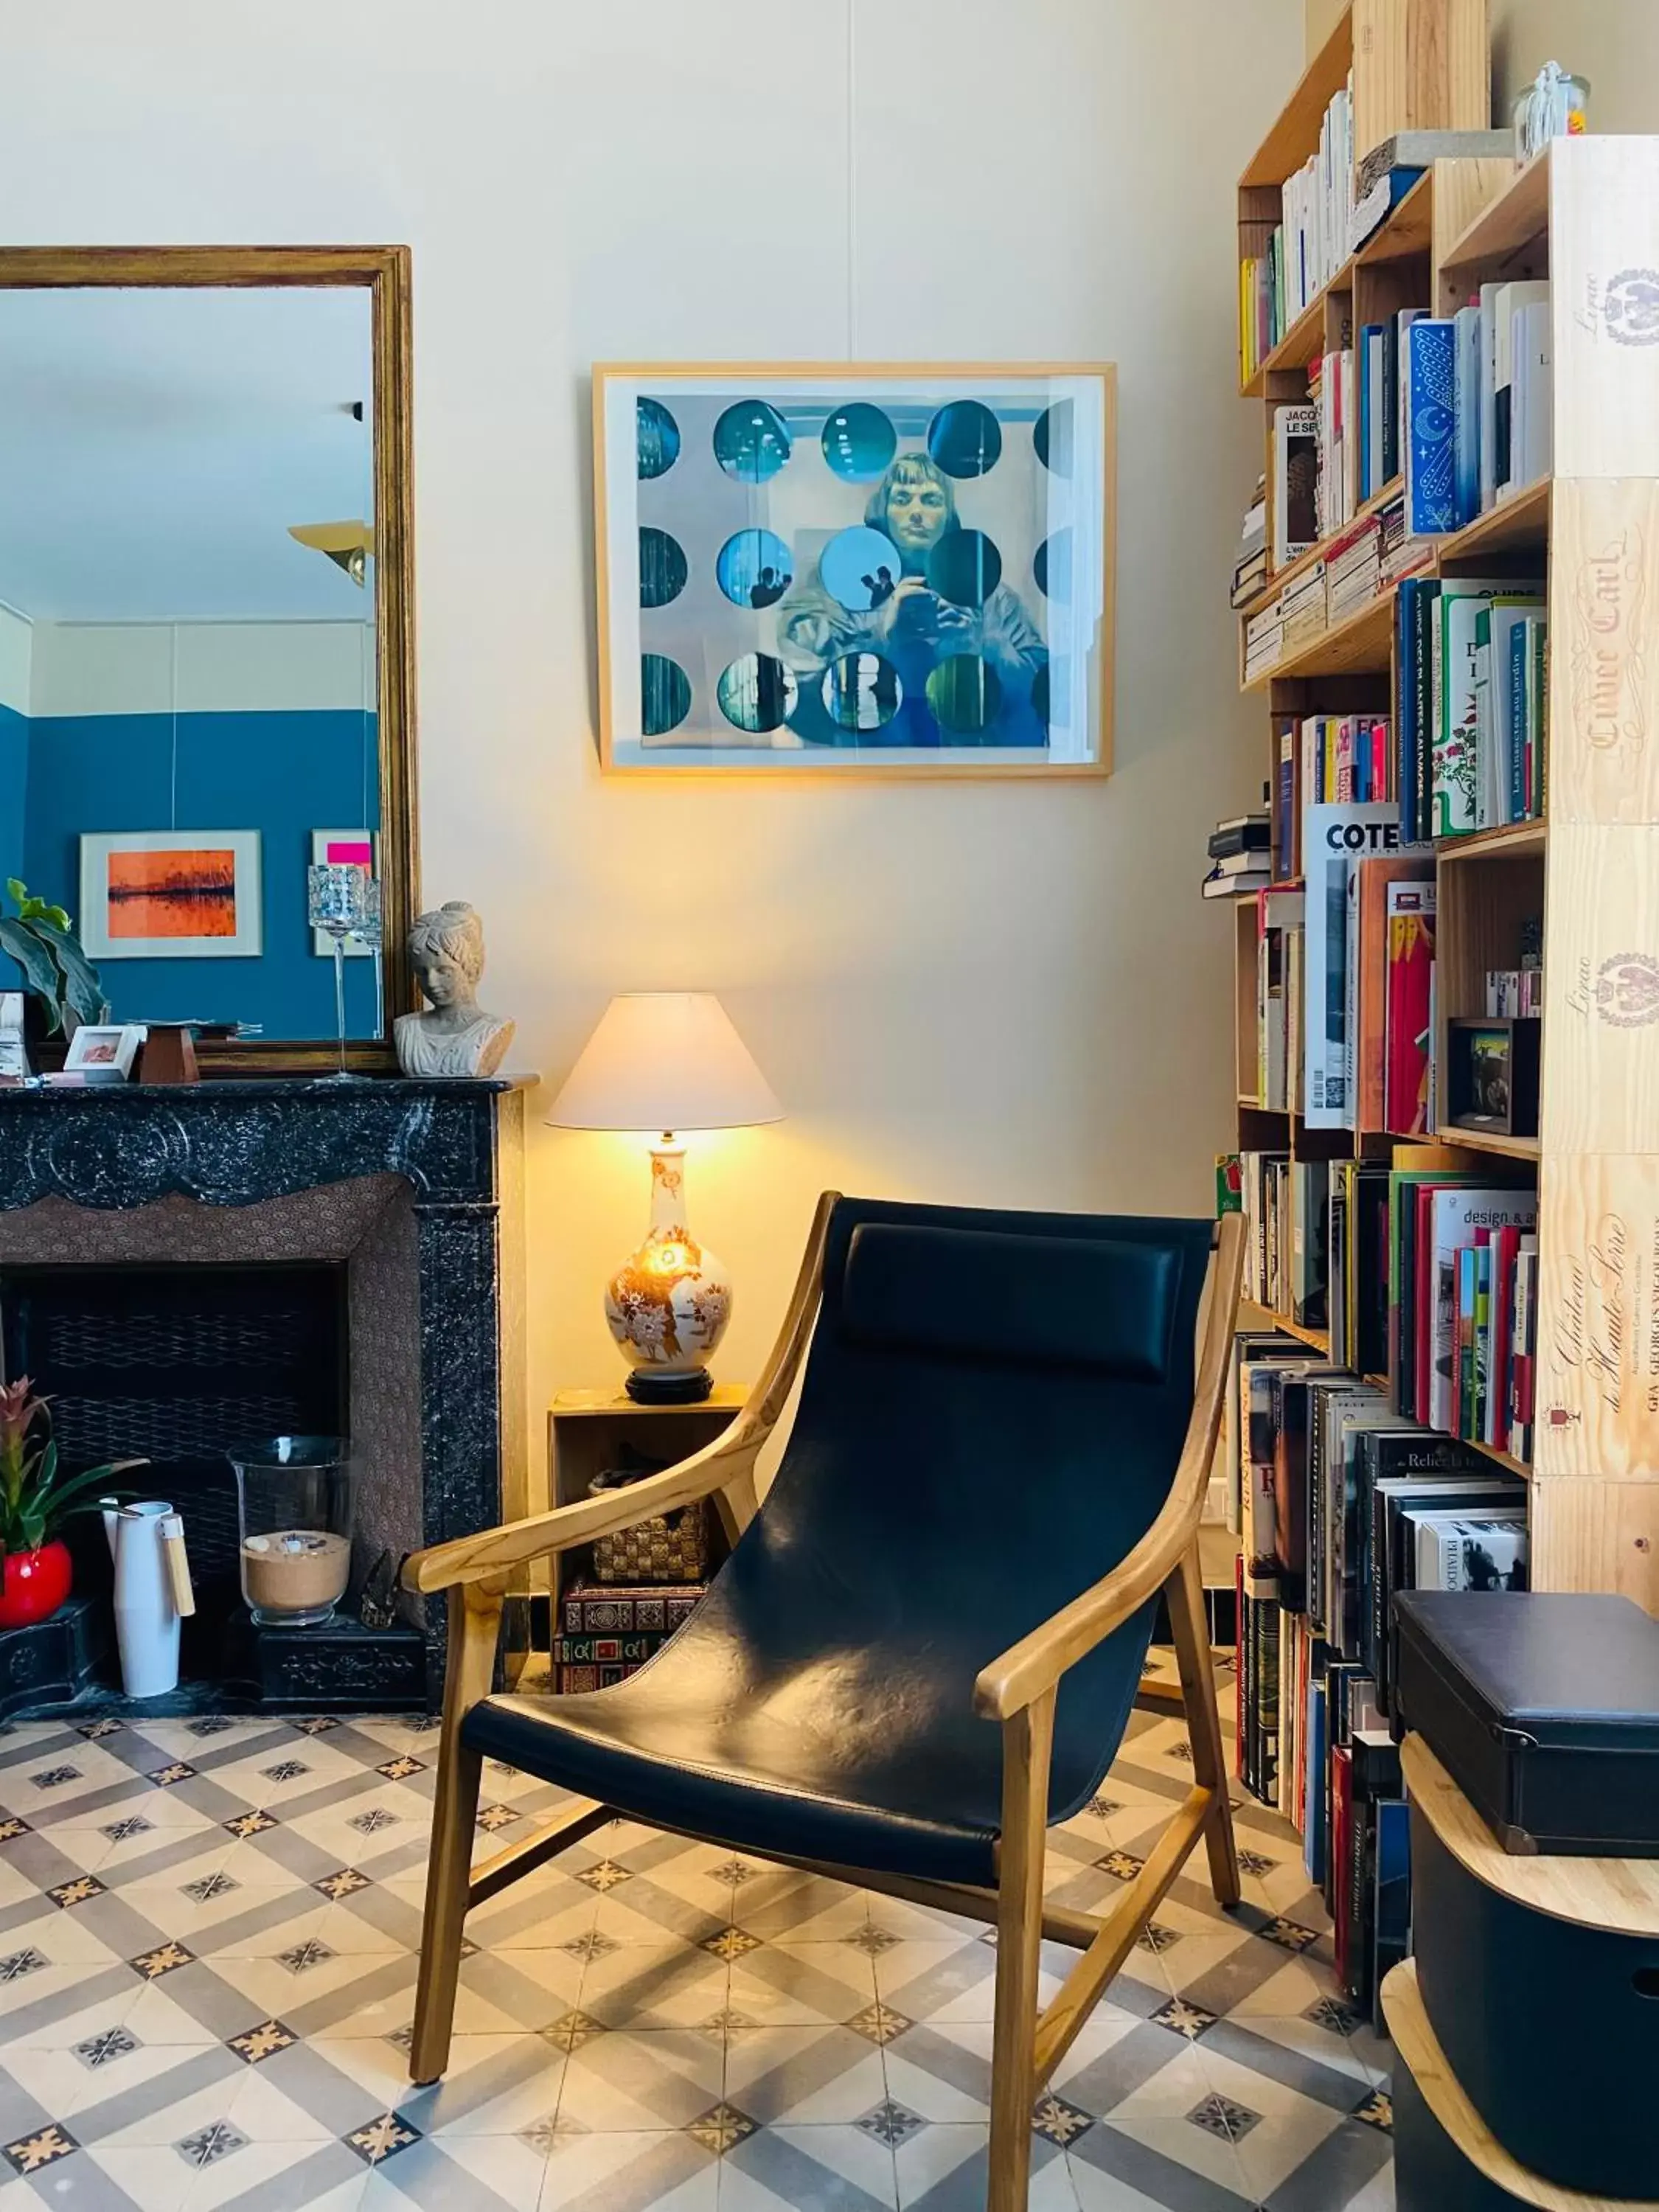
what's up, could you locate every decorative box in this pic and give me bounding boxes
[560,1582,706,1638]
[1394,1590,1659,1854]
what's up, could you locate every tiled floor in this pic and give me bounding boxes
[0,1661,1393,2211]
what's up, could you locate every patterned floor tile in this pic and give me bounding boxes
[0,1663,1390,2211]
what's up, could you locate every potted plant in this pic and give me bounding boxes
[0,879,109,1044]
[0,1380,140,1630]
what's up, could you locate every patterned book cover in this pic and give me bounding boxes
[1404,318,1456,535]
[560,1582,707,1635]
[553,1632,669,1664]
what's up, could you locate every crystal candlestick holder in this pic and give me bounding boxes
[307,862,372,1081]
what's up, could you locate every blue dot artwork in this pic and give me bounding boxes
[717,653,798,733]
[636,397,681,480]
[822,653,902,733]
[717,528,794,611]
[927,527,1002,609]
[1034,528,1071,603]
[713,400,791,484]
[926,655,1001,734]
[641,653,692,736]
[927,399,1002,479]
[639,526,688,609]
[1033,399,1074,476]
[819,526,902,613]
[821,403,897,483]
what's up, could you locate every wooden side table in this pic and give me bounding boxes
[546,1384,748,1622]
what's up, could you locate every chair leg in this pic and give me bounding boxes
[1166,1542,1240,1909]
[410,1582,504,2086]
[989,1686,1055,2212]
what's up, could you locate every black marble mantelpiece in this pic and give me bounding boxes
[0,1077,530,1707]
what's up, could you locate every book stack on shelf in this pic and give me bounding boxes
[555,1579,706,1694]
[1231,473,1268,608]
[1238,72,1354,387]
[1201,807,1271,900]
[1399,573,1547,839]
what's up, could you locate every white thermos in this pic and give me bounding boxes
[101,1500,194,1699]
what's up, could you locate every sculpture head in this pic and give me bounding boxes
[409,900,484,1013]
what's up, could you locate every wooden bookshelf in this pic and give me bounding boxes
[1223,128,1659,1616]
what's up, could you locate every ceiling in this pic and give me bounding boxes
[0,285,375,623]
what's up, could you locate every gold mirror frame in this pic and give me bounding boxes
[0,246,417,1075]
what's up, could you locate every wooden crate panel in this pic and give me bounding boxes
[1543,824,1659,1155]
[1551,136,1659,482]
[1351,0,1491,164]
[1535,1152,1659,1478]
[1529,1475,1659,1613]
[1549,477,1659,824]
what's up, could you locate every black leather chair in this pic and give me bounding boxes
[406,1194,1244,2212]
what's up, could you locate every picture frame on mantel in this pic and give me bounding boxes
[594,363,1116,779]
[0,245,417,1077]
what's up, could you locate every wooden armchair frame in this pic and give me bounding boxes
[404,1197,1245,2212]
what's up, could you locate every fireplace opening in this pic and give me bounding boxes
[1,1262,347,1684]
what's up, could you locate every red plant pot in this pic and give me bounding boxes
[0,1541,73,1630]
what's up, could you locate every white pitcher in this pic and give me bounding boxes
[102,1500,181,1699]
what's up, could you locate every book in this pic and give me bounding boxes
[560,1582,706,1635]
[1302,804,1430,1127]
[1492,281,1550,501]
[1428,1188,1538,1434]
[1404,318,1456,534]
[1383,884,1436,1136]
[1452,302,1481,527]
[1353,858,1433,1133]
[1513,297,1554,490]
[1408,1508,1529,1592]
[1432,580,1545,834]
[1273,404,1319,566]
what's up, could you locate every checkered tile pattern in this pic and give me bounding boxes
[0,1660,1394,2208]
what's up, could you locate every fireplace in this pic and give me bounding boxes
[0,1078,527,1713]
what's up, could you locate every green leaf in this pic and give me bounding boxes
[29,919,108,1026]
[17,1513,45,1554]
[0,917,62,1023]
[4,878,24,905]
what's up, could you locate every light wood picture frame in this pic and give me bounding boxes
[594,363,1116,779]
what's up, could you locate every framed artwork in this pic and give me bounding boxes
[64,1023,145,1079]
[80,830,262,959]
[594,364,1116,776]
[310,830,376,957]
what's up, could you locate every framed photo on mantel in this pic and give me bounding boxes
[594,364,1116,779]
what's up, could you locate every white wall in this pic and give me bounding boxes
[28,622,372,717]
[0,608,29,719]
[0,2,1298,1494]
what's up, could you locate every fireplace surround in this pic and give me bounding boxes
[0,1077,527,1711]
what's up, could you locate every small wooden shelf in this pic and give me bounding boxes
[1403,1736,1659,1937]
[1468,1434,1534,1480]
[1247,587,1396,689]
[1435,475,1551,563]
[1383,1957,1659,2211]
[1441,146,1551,273]
[1354,168,1434,261]
[1434,1124,1541,1163]
[1436,818,1547,860]
[1237,1299,1329,1352]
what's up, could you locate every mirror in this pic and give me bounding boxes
[0,248,416,1072]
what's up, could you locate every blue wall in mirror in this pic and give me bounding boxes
[15,708,379,1037]
[0,706,24,899]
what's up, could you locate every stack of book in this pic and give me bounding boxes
[1400,285,1554,535]
[1297,713,1397,810]
[1388,1175,1540,1459]
[1397,574,1548,839]
[555,1580,706,1693]
[1244,594,1286,684]
[1201,810,1271,900]
[1237,74,1355,385]
[1228,1329,1527,2021]
[1486,964,1543,1018]
[1325,512,1380,622]
[1379,491,1430,585]
[1281,563,1326,650]
[1232,474,1268,607]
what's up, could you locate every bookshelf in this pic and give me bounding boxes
[1225,107,1659,1618]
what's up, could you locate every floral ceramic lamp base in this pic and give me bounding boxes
[605,1142,731,1405]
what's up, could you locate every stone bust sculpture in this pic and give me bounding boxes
[394,902,515,1079]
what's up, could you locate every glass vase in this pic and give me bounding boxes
[229,1435,355,1629]
[307,862,372,1082]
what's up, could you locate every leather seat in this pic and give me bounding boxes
[464,1197,1215,1888]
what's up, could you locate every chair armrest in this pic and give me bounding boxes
[405,1189,842,1596]
[973,1213,1244,1720]
[404,1434,746,1593]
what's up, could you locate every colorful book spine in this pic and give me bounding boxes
[1404,319,1457,535]
[560,1583,706,1635]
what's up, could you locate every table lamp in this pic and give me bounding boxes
[549,992,783,1404]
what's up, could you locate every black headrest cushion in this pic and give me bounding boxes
[840,1222,1180,1381]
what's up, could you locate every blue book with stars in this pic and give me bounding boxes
[1404,317,1458,535]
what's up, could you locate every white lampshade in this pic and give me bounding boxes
[548,992,783,1133]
